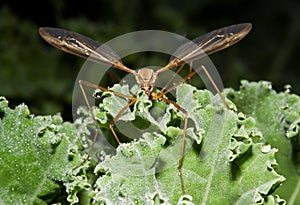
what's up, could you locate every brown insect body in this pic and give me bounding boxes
[134,68,158,94]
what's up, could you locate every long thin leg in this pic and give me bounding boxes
[151,93,188,194]
[109,97,137,144]
[198,65,229,109]
[77,80,101,166]
[80,80,133,99]
[158,65,229,109]
[153,65,229,193]
[188,62,193,84]
[77,80,134,166]
[158,67,200,97]
[159,63,185,94]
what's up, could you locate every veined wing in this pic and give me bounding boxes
[158,23,252,72]
[39,27,134,73]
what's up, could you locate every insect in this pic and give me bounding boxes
[39,23,252,194]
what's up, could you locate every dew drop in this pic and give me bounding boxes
[261,144,271,153]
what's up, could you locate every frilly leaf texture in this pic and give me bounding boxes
[227,80,300,204]
[1,80,296,204]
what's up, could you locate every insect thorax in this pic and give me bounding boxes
[134,68,158,93]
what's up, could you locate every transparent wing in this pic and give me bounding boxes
[39,27,134,73]
[158,23,252,73]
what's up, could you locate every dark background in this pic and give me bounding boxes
[1,0,299,121]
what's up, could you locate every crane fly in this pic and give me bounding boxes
[39,23,252,194]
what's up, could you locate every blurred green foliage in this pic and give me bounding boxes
[0,0,299,120]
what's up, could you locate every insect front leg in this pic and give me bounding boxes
[109,98,137,144]
[78,80,134,165]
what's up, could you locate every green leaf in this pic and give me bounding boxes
[1,81,291,204]
[0,97,89,204]
[91,83,285,204]
[227,80,300,204]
